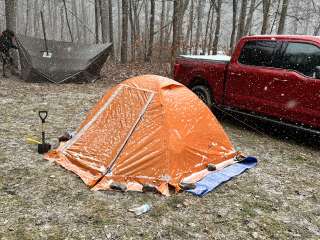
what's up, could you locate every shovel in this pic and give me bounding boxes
[38,110,51,154]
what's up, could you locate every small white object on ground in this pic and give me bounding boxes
[128,204,151,216]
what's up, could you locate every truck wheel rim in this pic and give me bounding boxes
[194,90,207,104]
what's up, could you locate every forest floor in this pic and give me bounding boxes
[0,62,319,240]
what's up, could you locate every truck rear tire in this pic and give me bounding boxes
[191,85,214,108]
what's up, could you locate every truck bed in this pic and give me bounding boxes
[175,55,230,105]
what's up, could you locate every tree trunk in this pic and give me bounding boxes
[244,0,256,35]
[81,0,88,43]
[25,0,31,35]
[202,2,214,55]
[132,0,141,59]
[129,0,135,60]
[34,0,40,36]
[121,0,128,63]
[230,0,238,52]
[304,0,312,35]
[52,1,58,40]
[60,5,65,41]
[292,1,299,34]
[108,0,114,56]
[144,0,149,61]
[177,0,190,54]
[117,0,121,59]
[164,1,172,49]
[236,0,248,42]
[146,0,155,62]
[277,0,289,34]
[5,0,18,71]
[63,0,74,42]
[269,0,281,34]
[261,0,271,34]
[171,0,180,70]
[100,0,109,43]
[194,0,203,54]
[159,0,166,59]
[48,0,54,38]
[95,0,100,43]
[5,0,17,32]
[208,6,215,54]
[212,0,222,55]
[185,0,194,54]
[72,0,80,41]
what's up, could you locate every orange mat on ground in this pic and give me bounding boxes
[45,75,240,195]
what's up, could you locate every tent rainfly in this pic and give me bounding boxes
[17,34,112,83]
[45,75,243,195]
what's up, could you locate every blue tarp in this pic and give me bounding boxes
[187,157,257,197]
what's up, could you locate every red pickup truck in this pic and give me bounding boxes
[174,35,320,133]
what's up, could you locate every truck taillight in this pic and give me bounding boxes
[174,63,181,79]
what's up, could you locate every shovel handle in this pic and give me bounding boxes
[39,111,48,123]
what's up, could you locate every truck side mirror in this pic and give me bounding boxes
[315,66,320,79]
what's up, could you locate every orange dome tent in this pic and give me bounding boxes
[45,75,241,195]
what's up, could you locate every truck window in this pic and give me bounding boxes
[238,41,278,67]
[282,42,320,78]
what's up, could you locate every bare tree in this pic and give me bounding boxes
[203,2,214,54]
[117,0,121,57]
[212,0,222,55]
[4,1,17,33]
[72,0,80,41]
[100,0,109,43]
[144,1,149,61]
[33,0,40,36]
[171,0,180,69]
[244,0,257,35]
[81,0,88,43]
[159,0,166,59]
[121,0,128,63]
[129,0,136,60]
[208,4,215,53]
[291,1,299,34]
[95,0,100,43]
[236,0,248,42]
[277,0,289,34]
[194,0,203,54]
[177,0,190,53]
[185,0,194,53]
[60,5,65,41]
[63,0,74,42]
[52,1,58,40]
[146,0,155,62]
[261,0,271,34]
[230,0,238,51]
[269,0,281,34]
[25,0,31,35]
[132,0,142,59]
[108,0,114,57]
[4,0,17,68]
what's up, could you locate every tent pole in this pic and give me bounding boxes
[62,0,74,42]
[40,11,49,54]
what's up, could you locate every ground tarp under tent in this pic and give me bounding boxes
[16,34,112,83]
[45,75,247,196]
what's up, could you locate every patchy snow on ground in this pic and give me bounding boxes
[0,62,319,239]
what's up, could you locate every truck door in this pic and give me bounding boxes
[279,42,320,128]
[225,40,286,117]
